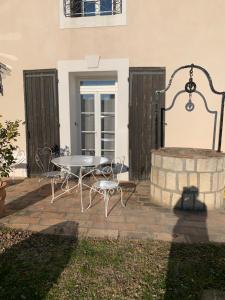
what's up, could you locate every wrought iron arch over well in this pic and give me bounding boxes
[155,64,225,152]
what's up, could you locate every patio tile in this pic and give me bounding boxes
[27,224,49,232]
[65,212,92,221]
[3,178,225,242]
[11,210,42,218]
[39,212,66,219]
[77,220,93,227]
[9,216,40,225]
[39,218,67,226]
[28,222,79,236]
[0,216,11,224]
[8,223,30,230]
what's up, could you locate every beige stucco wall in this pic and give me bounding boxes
[1,0,225,173]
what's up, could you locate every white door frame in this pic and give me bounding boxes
[57,58,129,179]
[80,81,117,158]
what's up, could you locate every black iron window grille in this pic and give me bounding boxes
[64,0,122,17]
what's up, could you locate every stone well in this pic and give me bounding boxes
[150,148,225,210]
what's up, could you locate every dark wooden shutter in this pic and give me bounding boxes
[129,67,165,180]
[24,69,60,176]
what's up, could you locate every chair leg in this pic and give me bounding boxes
[60,174,68,192]
[38,177,44,195]
[87,187,94,210]
[65,177,69,192]
[104,191,110,218]
[51,178,55,203]
[119,187,125,207]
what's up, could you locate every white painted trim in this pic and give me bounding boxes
[57,57,129,179]
[59,0,127,29]
[80,86,116,157]
[80,83,117,93]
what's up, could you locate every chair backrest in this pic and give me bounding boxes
[96,156,129,182]
[60,146,71,156]
[110,156,127,183]
[35,147,55,173]
[12,148,25,166]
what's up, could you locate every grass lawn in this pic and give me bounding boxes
[0,226,225,300]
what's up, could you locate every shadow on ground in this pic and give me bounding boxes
[0,221,78,299]
[2,181,62,219]
[5,178,25,187]
[164,197,225,300]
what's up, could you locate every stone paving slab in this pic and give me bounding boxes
[1,178,225,242]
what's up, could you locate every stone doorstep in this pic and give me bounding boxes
[89,222,137,231]
[118,230,154,240]
[4,222,221,243]
[137,223,174,234]
[4,220,225,243]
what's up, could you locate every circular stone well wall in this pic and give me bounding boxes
[150,148,225,210]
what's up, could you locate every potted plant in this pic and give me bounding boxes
[0,118,20,214]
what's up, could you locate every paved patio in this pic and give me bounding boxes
[1,177,225,242]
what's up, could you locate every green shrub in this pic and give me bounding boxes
[0,119,20,179]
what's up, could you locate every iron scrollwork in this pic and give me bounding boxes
[155,64,225,151]
[184,65,196,112]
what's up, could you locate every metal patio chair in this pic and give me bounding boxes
[11,148,25,182]
[35,147,69,203]
[87,157,128,217]
[93,156,129,180]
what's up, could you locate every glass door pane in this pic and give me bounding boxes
[81,94,95,155]
[101,94,115,159]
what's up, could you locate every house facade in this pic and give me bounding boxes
[1,0,225,179]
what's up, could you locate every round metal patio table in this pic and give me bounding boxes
[52,155,109,212]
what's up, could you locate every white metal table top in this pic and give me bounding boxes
[52,155,109,167]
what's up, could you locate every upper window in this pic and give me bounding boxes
[64,0,122,18]
[60,0,126,29]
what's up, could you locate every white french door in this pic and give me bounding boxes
[80,81,116,160]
